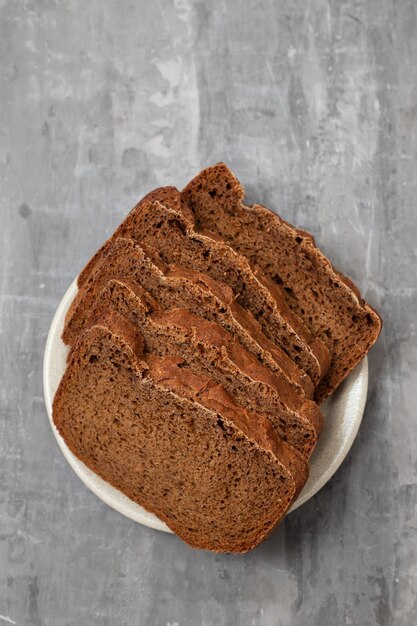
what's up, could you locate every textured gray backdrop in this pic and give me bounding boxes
[0,0,416,624]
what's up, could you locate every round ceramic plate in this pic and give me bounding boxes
[43,279,368,533]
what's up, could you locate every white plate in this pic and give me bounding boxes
[43,279,368,533]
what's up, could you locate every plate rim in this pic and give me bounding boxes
[43,278,368,533]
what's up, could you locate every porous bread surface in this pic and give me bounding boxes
[65,237,313,402]
[77,186,187,287]
[53,315,308,552]
[86,279,323,457]
[75,187,330,384]
[182,163,382,401]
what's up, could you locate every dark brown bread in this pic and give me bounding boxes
[65,237,314,402]
[75,189,330,385]
[183,163,382,401]
[85,279,323,456]
[53,312,309,552]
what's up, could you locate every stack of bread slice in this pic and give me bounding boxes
[53,164,382,552]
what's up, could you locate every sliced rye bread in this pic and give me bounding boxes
[182,163,382,401]
[84,279,323,457]
[64,237,314,402]
[53,311,309,552]
[75,189,330,386]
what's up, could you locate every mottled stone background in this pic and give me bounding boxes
[0,0,416,624]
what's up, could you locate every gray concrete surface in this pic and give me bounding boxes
[0,0,416,624]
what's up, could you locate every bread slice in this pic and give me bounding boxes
[85,279,323,457]
[75,189,330,385]
[182,163,382,401]
[53,311,309,552]
[64,237,314,402]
